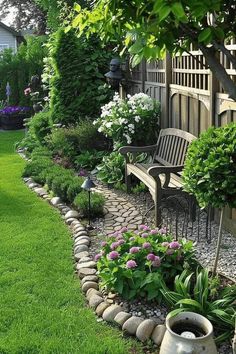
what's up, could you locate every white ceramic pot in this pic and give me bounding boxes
[160,312,217,354]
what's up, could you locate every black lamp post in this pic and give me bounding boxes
[81,177,96,229]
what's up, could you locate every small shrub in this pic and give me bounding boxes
[74,191,105,218]
[183,123,236,209]
[74,119,110,151]
[51,175,73,202]
[67,177,84,203]
[46,128,77,159]
[28,111,53,145]
[95,225,196,301]
[22,157,53,183]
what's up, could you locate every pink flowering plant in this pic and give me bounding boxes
[95,225,196,300]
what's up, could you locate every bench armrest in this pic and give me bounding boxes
[119,144,157,155]
[147,165,184,177]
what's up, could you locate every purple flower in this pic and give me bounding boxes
[116,234,124,240]
[129,246,140,254]
[141,233,149,238]
[147,253,156,261]
[94,253,102,261]
[101,241,107,247]
[108,251,119,260]
[78,169,87,177]
[150,229,158,235]
[129,237,135,241]
[166,249,174,255]
[152,256,161,267]
[159,227,167,235]
[0,106,30,115]
[111,242,119,250]
[126,260,137,269]
[161,242,169,247]
[120,226,128,233]
[143,242,151,249]
[118,239,125,246]
[139,224,150,231]
[169,241,181,249]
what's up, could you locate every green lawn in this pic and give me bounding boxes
[0,131,142,354]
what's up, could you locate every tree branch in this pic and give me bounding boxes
[212,41,236,70]
[199,44,236,100]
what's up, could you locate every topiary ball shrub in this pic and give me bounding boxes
[183,123,236,209]
[74,191,105,218]
[95,225,196,301]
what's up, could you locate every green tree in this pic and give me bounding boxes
[71,0,236,100]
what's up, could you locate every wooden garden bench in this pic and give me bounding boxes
[119,128,197,226]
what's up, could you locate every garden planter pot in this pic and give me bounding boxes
[160,312,217,354]
[0,114,25,130]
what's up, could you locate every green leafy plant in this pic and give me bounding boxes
[74,191,105,218]
[183,123,236,274]
[27,110,53,145]
[94,92,160,148]
[95,225,196,300]
[75,150,108,170]
[97,151,125,184]
[161,268,236,343]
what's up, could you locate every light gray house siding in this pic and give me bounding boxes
[0,23,23,53]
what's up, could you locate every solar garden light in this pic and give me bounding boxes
[81,177,96,230]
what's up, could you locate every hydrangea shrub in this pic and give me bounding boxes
[95,225,196,300]
[94,92,160,148]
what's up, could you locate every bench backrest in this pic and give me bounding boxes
[153,128,196,166]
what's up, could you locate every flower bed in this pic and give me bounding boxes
[0,106,31,130]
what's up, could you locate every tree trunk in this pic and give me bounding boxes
[212,208,224,276]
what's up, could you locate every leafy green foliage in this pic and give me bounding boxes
[74,191,105,218]
[50,28,113,125]
[97,151,125,184]
[74,150,108,170]
[96,225,196,300]
[27,110,53,145]
[71,0,236,99]
[0,36,47,106]
[161,268,236,343]
[183,123,236,208]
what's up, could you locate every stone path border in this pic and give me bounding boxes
[22,176,167,348]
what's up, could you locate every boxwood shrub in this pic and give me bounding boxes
[74,191,105,218]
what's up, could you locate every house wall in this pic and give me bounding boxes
[127,40,236,235]
[0,26,17,53]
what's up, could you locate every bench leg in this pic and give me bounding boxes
[126,173,132,194]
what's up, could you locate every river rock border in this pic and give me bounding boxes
[22,176,166,347]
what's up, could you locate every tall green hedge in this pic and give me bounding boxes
[50,28,113,125]
[0,36,48,106]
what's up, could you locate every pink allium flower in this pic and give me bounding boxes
[129,246,140,254]
[147,253,156,261]
[159,227,167,234]
[169,241,181,249]
[120,226,128,233]
[118,239,125,246]
[139,224,150,231]
[126,260,137,269]
[94,253,102,261]
[161,242,169,247]
[152,256,161,267]
[141,233,149,238]
[166,249,174,255]
[143,242,151,249]
[116,234,124,240]
[108,251,119,260]
[111,242,119,250]
[101,241,107,247]
[150,229,158,235]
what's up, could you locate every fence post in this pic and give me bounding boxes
[164,53,172,128]
[141,60,146,93]
[209,57,219,127]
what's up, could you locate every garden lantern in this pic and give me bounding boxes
[81,177,96,229]
[105,58,122,90]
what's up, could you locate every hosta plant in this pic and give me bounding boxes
[95,225,196,301]
[161,268,236,343]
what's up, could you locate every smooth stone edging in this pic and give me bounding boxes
[22,175,167,349]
